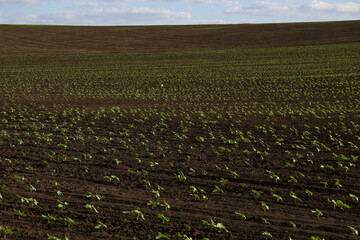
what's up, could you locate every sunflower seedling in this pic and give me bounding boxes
[157,214,170,224]
[348,226,358,236]
[290,191,302,202]
[235,212,246,220]
[17,194,38,206]
[349,193,358,201]
[261,201,269,211]
[272,194,283,202]
[42,214,57,223]
[57,199,69,209]
[142,180,152,189]
[150,161,158,168]
[122,208,145,221]
[199,219,228,232]
[305,189,313,196]
[328,198,351,210]
[28,184,37,192]
[334,179,342,188]
[47,234,69,240]
[177,232,193,240]
[262,218,271,225]
[59,217,77,227]
[266,170,280,182]
[147,200,160,209]
[262,231,273,238]
[156,232,170,239]
[0,226,13,238]
[14,209,26,218]
[161,201,171,211]
[85,204,98,213]
[174,171,187,181]
[251,190,262,198]
[231,171,240,178]
[104,175,120,181]
[311,209,323,218]
[212,186,224,194]
[86,192,105,201]
[289,221,296,228]
[219,178,229,185]
[288,176,298,183]
[95,220,108,231]
[309,236,325,240]
[152,189,160,198]
[114,159,122,164]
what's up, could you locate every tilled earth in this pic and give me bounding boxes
[0,26,359,239]
[0,105,359,240]
[0,21,359,56]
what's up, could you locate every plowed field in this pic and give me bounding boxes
[0,22,360,240]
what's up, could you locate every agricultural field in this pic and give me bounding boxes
[0,23,360,240]
[0,20,359,55]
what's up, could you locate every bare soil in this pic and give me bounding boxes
[0,104,359,240]
[0,20,360,56]
[0,21,360,240]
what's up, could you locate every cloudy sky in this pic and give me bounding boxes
[0,0,359,25]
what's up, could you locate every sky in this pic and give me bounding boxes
[0,0,359,25]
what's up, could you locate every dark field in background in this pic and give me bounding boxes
[0,20,359,55]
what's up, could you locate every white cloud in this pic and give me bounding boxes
[32,7,191,25]
[224,0,360,21]
[224,1,292,16]
[72,2,100,8]
[100,0,142,7]
[155,0,215,3]
[304,0,360,13]
[0,0,41,5]
[154,0,239,5]
[129,7,190,19]
[100,0,237,5]
[192,19,229,24]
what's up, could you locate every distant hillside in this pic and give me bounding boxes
[0,20,359,55]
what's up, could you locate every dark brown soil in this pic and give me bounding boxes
[0,104,359,240]
[0,20,360,56]
[0,21,360,240]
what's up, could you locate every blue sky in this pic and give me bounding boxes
[0,0,359,25]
